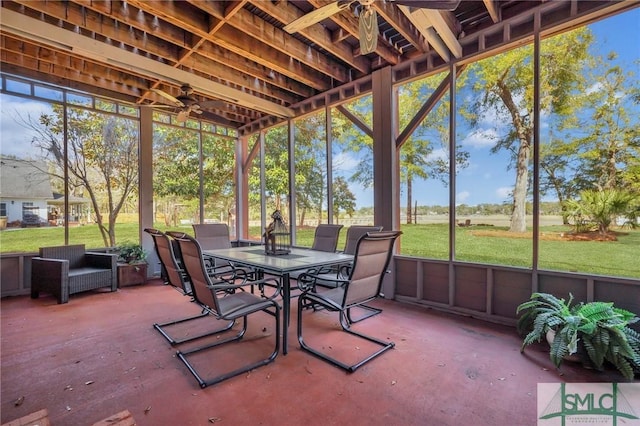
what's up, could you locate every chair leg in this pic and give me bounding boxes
[346,304,382,324]
[153,307,235,346]
[176,304,280,388]
[297,296,394,373]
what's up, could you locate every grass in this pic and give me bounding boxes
[1,222,638,279]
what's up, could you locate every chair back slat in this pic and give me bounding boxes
[343,226,383,255]
[176,235,220,315]
[344,231,400,307]
[144,229,189,293]
[311,224,344,252]
[192,224,232,250]
[40,244,86,268]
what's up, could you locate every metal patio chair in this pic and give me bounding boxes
[289,224,344,284]
[192,223,260,281]
[304,225,384,322]
[174,234,281,388]
[145,228,235,346]
[297,230,401,372]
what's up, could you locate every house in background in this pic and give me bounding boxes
[0,157,52,228]
[0,156,89,228]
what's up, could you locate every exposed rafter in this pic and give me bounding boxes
[1,0,635,130]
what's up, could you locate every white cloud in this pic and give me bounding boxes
[586,82,604,95]
[426,147,448,161]
[456,190,470,203]
[495,186,513,200]
[0,96,52,158]
[332,151,359,173]
[460,128,498,149]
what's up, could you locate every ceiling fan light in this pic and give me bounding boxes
[176,110,189,123]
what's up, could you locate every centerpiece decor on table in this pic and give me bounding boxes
[264,210,290,255]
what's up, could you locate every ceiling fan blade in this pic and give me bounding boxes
[150,88,185,107]
[198,100,226,109]
[284,0,354,34]
[389,0,461,11]
[359,8,378,55]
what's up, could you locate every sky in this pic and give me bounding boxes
[1,8,638,209]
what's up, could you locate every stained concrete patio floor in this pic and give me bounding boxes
[1,279,626,425]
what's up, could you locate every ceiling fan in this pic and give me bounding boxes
[147,84,225,122]
[283,0,461,55]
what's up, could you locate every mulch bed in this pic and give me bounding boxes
[470,229,626,242]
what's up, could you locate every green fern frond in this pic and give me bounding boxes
[582,338,602,367]
[604,352,635,380]
[550,330,570,368]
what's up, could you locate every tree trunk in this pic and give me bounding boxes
[299,208,306,227]
[510,142,530,233]
[496,79,531,233]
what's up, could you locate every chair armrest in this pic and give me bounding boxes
[31,257,69,302]
[32,257,68,280]
[209,277,281,300]
[85,252,118,270]
[296,271,348,292]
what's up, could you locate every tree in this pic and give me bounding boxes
[572,55,640,192]
[564,189,635,234]
[466,28,593,232]
[24,103,139,246]
[332,176,356,224]
[293,113,327,226]
[539,139,582,224]
[154,124,237,226]
[264,125,290,213]
[398,74,469,224]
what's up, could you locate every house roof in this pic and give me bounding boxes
[0,1,635,133]
[0,156,54,199]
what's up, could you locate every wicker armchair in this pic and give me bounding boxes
[31,244,118,304]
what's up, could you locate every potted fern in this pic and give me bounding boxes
[517,292,640,380]
[116,241,148,287]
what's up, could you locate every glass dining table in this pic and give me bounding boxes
[203,245,353,354]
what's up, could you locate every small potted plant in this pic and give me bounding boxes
[116,241,148,287]
[517,292,640,380]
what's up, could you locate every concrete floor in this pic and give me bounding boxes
[1,279,626,426]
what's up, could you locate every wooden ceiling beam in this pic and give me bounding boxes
[483,0,500,24]
[248,0,371,75]
[12,1,183,65]
[0,9,295,118]
[307,0,400,65]
[116,0,330,92]
[182,52,298,105]
[189,43,313,99]
[203,24,331,92]
[129,0,348,85]
[1,47,145,101]
[397,5,450,62]
[372,1,428,54]
[0,62,147,106]
[421,9,462,59]
[15,0,309,104]
[2,36,149,92]
[62,1,303,106]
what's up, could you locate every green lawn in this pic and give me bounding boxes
[1,222,638,279]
